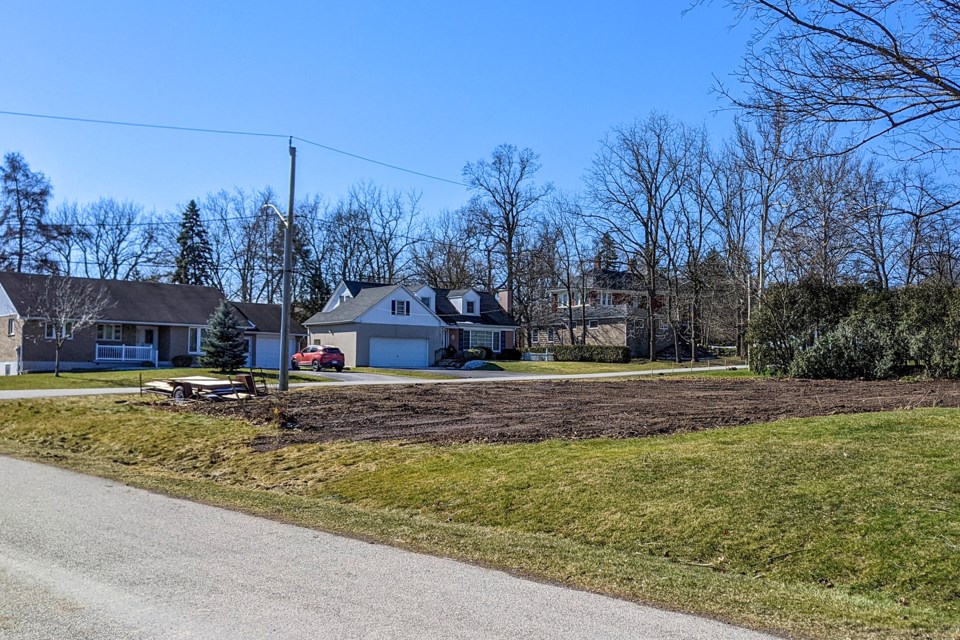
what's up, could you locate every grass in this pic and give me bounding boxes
[348,367,457,380]
[0,396,957,639]
[0,367,327,390]
[493,358,744,375]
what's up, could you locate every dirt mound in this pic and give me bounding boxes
[164,377,960,450]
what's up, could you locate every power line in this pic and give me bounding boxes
[0,109,469,187]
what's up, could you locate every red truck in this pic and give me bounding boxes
[291,345,345,372]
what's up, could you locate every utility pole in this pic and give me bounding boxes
[278,138,296,391]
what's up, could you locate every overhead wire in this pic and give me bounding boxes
[0,109,468,187]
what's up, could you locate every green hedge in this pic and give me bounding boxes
[528,345,631,363]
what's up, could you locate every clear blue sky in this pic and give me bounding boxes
[1,2,751,219]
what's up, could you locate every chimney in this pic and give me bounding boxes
[551,293,558,312]
[594,256,602,270]
[496,289,513,313]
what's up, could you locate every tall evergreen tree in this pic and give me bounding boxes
[199,301,247,371]
[0,152,55,273]
[173,200,214,286]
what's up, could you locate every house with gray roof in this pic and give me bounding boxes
[303,279,518,368]
[0,272,305,374]
[533,263,671,358]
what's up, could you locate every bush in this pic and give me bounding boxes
[463,348,487,362]
[171,354,193,367]
[497,348,522,361]
[139,360,156,368]
[528,345,631,363]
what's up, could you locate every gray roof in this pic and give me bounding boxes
[0,272,304,333]
[344,280,393,297]
[432,287,516,327]
[303,284,403,325]
[231,301,306,335]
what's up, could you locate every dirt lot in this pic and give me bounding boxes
[169,377,960,450]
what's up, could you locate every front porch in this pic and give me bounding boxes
[94,323,167,366]
[95,343,158,366]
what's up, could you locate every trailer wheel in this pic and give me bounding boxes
[172,385,187,401]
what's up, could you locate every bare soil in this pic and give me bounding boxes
[166,377,960,450]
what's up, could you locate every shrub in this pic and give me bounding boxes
[528,345,631,363]
[463,348,487,362]
[139,360,156,368]
[171,354,193,367]
[497,348,523,361]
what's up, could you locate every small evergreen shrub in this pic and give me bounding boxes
[497,348,523,361]
[171,354,193,367]
[199,301,248,372]
[463,348,486,361]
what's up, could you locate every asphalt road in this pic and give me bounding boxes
[0,456,778,640]
[0,365,747,399]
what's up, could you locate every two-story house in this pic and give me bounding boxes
[303,280,518,368]
[530,263,671,358]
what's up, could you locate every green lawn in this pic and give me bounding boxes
[493,358,744,375]
[348,367,457,380]
[0,397,956,639]
[0,367,327,390]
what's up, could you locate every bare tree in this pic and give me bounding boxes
[411,209,484,288]
[712,1,960,161]
[463,144,552,315]
[26,277,112,377]
[546,194,592,344]
[76,199,163,280]
[585,113,698,361]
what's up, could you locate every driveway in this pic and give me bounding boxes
[0,456,777,640]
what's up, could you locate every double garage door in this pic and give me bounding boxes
[369,337,429,368]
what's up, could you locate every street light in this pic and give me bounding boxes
[262,140,296,391]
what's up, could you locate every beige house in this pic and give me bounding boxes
[532,266,671,358]
[0,272,305,374]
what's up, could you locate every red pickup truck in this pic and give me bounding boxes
[291,345,345,372]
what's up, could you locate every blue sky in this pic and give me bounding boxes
[1,2,751,218]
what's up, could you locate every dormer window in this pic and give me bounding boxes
[340,293,351,303]
[600,292,613,306]
[420,296,431,309]
[466,300,476,314]
[391,300,410,316]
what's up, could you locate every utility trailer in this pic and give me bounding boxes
[142,374,262,401]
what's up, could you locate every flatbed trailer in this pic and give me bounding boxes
[142,375,259,401]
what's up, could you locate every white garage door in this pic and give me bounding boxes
[369,337,429,368]
[254,336,298,369]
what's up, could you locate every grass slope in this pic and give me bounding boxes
[0,397,956,639]
[0,368,326,390]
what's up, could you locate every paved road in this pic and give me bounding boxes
[0,365,747,399]
[0,456,776,640]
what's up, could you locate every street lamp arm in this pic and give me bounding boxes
[261,204,289,228]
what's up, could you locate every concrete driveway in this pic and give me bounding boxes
[0,456,778,640]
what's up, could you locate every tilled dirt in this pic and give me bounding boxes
[167,377,960,450]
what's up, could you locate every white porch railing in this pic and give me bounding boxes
[96,344,156,365]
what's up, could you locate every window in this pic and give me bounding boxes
[588,320,599,329]
[44,322,73,340]
[188,327,205,354]
[466,300,476,314]
[547,327,557,343]
[600,292,613,306]
[97,323,122,341]
[532,328,540,343]
[7,318,13,336]
[557,293,569,308]
[391,300,410,316]
[493,331,501,352]
[420,296,431,309]
[468,330,498,351]
[339,293,351,303]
